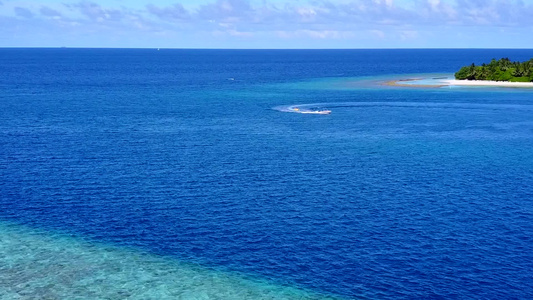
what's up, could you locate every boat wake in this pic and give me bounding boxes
[273,102,533,114]
[273,104,332,115]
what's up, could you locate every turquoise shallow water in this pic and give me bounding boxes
[0,222,335,299]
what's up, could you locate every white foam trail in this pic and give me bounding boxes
[273,104,332,114]
[273,102,533,114]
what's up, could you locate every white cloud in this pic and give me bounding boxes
[297,7,316,17]
[370,29,385,39]
[400,30,418,40]
[372,0,394,8]
[14,7,33,18]
[147,4,189,21]
[276,29,355,39]
[2,0,533,47]
[40,6,61,17]
[428,0,440,10]
[212,29,254,37]
[3,0,533,28]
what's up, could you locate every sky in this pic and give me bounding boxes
[1,0,533,48]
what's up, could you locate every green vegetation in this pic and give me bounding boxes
[455,58,533,82]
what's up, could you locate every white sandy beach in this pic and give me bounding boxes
[443,79,533,88]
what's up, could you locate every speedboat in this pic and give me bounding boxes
[290,107,331,114]
[299,109,331,115]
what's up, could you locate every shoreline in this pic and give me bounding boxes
[442,79,533,88]
[384,77,533,89]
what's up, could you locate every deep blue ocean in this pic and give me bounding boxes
[1,49,532,299]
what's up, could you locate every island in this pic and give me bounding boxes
[455,58,533,82]
[381,57,533,88]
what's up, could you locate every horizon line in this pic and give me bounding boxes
[2,47,533,50]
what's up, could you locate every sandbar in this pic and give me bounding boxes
[384,78,446,88]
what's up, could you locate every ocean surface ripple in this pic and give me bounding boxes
[1,49,533,299]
